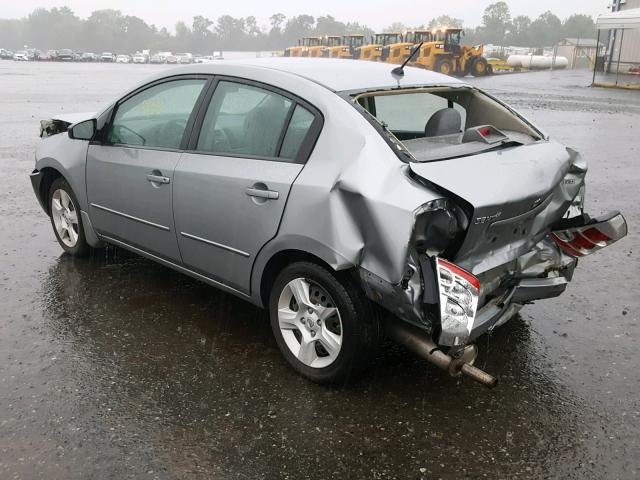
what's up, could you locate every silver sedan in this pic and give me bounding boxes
[30,59,627,386]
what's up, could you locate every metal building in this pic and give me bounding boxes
[603,3,640,72]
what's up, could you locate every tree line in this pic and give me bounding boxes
[0,3,596,54]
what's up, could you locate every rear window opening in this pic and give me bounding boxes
[353,87,544,162]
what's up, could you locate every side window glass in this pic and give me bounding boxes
[196,81,293,158]
[109,79,206,149]
[280,105,315,160]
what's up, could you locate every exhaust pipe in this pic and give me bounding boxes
[385,319,498,388]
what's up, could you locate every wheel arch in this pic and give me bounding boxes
[37,166,65,215]
[251,236,356,308]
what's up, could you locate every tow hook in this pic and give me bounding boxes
[384,319,498,388]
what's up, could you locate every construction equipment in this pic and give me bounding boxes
[323,35,366,59]
[410,27,490,76]
[354,33,403,62]
[318,36,343,58]
[284,37,324,57]
[487,58,512,73]
[381,30,432,64]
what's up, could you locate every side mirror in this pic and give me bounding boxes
[68,119,96,141]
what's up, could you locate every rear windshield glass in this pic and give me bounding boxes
[353,87,542,162]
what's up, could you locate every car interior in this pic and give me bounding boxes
[196,81,313,161]
[355,87,542,161]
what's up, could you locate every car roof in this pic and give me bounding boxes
[173,58,465,93]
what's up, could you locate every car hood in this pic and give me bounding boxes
[52,112,95,125]
[409,141,587,274]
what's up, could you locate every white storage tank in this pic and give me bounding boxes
[506,54,568,70]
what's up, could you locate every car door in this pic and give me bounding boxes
[173,78,322,293]
[86,77,208,262]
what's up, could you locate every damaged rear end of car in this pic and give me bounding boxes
[348,83,627,386]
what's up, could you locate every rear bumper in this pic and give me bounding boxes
[359,210,627,348]
[468,268,574,342]
[468,240,578,341]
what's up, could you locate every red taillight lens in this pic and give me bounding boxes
[436,258,480,347]
[550,212,626,258]
[438,259,480,290]
[581,227,610,243]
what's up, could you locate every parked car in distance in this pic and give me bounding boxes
[0,49,14,59]
[26,49,41,60]
[57,49,74,61]
[149,54,164,64]
[80,52,97,62]
[177,53,193,64]
[165,55,178,64]
[115,54,131,64]
[100,52,115,62]
[195,55,214,63]
[39,50,55,61]
[13,51,29,61]
[31,59,627,386]
[132,53,148,64]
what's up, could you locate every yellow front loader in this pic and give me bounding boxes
[410,28,490,76]
[381,30,432,64]
[284,37,323,57]
[323,35,366,59]
[353,33,402,62]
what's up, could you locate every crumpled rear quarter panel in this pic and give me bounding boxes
[260,94,443,288]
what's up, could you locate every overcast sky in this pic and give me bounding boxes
[3,0,609,30]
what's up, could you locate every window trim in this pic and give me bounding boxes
[99,74,213,152]
[186,75,324,165]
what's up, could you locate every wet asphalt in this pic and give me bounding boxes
[0,62,639,479]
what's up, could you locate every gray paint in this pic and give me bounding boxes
[31,58,608,347]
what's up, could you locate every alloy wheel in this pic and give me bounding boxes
[277,277,343,368]
[51,189,79,248]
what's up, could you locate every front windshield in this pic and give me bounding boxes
[354,88,542,162]
[414,32,432,43]
[374,34,400,45]
[303,38,322,47]
[447,31,462,45]
[346,36,365,48]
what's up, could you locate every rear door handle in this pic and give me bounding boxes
[246,188,279,200]
[147,174,170,185]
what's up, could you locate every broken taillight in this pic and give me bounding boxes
[435,258,480,347]
[550,212,627,257]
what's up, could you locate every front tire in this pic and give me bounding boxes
[471,57,489,76]
[269,262,380,384]
[48,177,90,256]
[435,58,454,76]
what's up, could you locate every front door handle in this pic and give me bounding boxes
[246,187,279,200]
[147,174,170,185]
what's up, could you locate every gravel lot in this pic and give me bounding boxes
[0,61,639,479]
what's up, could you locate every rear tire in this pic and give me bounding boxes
[269,262,380,384]
[48,177,90,256]
[435,58,454,76]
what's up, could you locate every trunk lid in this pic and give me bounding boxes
[409,141,586,274]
